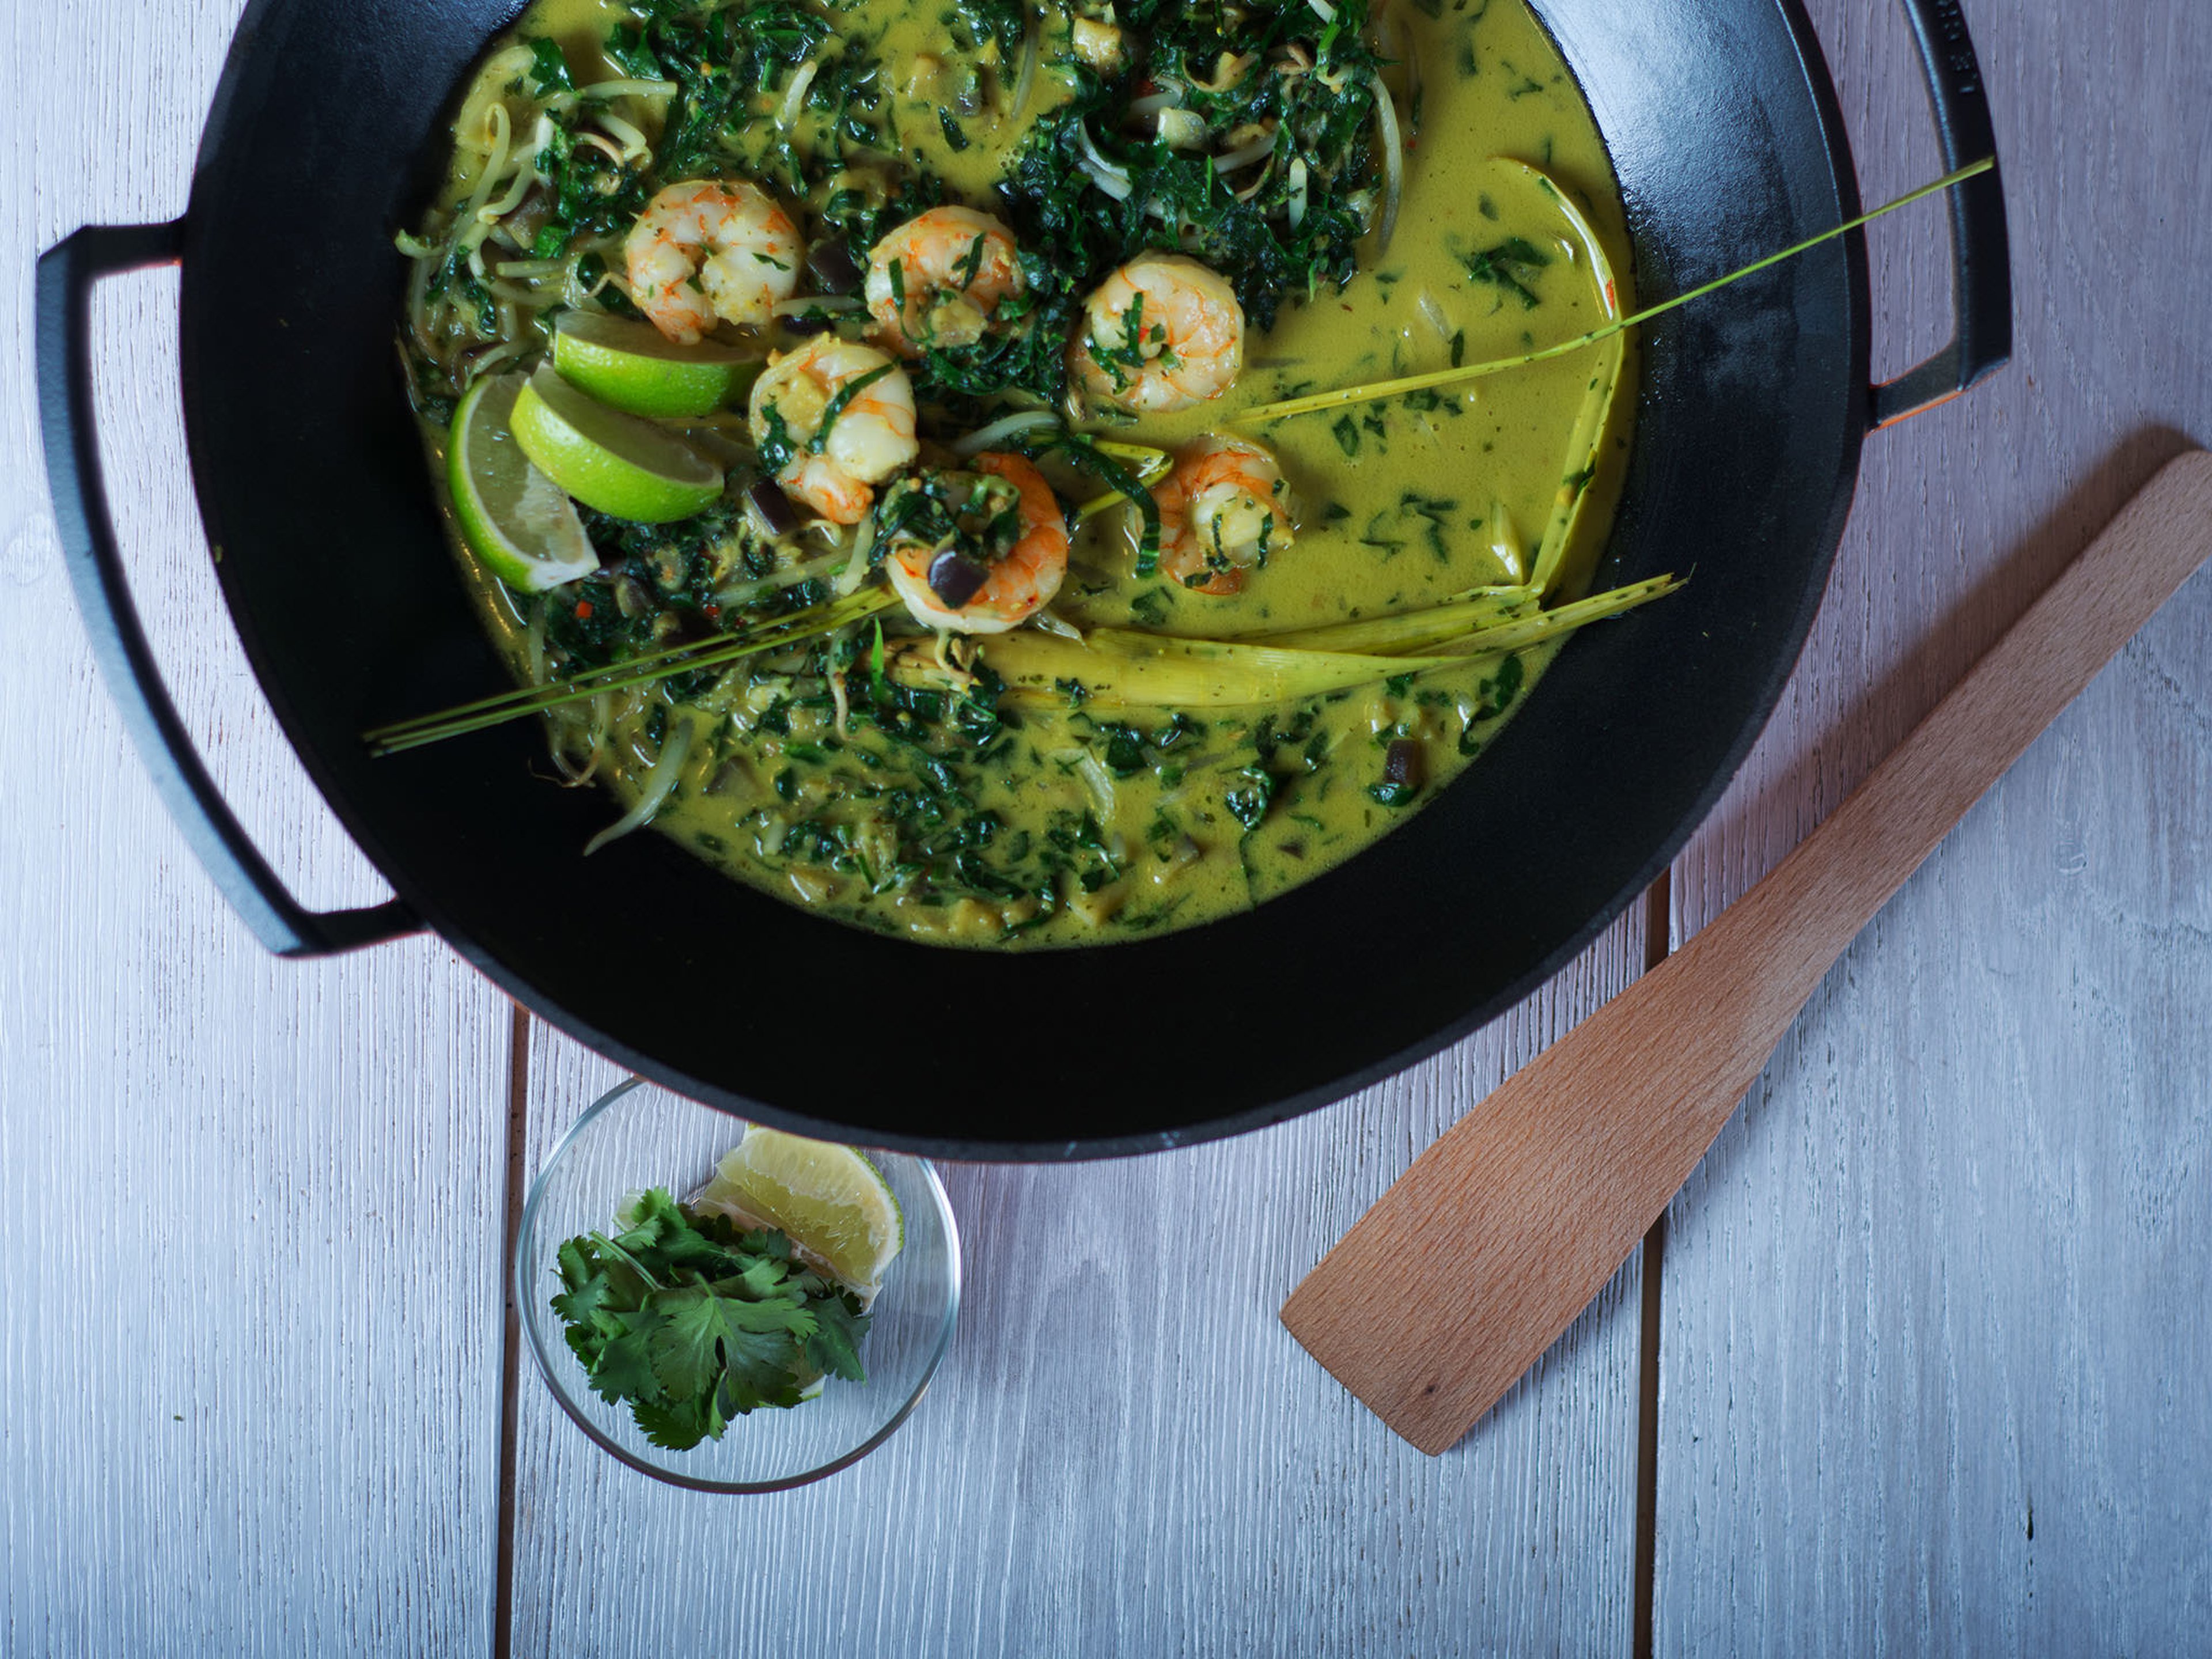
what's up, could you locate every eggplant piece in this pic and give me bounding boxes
[745,478,802,538]
[806,236,863,296]
[1381,738,1426,791]
[927,550,989,609]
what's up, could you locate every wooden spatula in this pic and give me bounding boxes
[1281,449,2212,1455]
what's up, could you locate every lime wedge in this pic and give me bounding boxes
[690,1127,905,1295]
[511,365,725,524]
[447,373,601,592]
[553,311,762,418]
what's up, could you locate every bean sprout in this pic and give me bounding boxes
[949,409,1060,457]
[594,110,652,163]
[583,715,694,855]
[1372,72,1403,253]
[778,60,821,128]
[1077,124,1133,199]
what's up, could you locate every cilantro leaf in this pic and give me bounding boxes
[547,1188,877,1449]
[805,1294,873,1383]
[588,1309,668,1406]
[631,1396,719,1451]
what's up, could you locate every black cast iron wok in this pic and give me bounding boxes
[37,0,2008,1157]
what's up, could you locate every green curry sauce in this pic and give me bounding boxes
[408,0,1634,948]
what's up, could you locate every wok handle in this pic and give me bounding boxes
[1872,0,2013,427]
[36,222,421,959]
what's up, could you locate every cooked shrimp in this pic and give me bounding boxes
[626,180,803,344]
[882,453,1067,633]
[1150,435,1296,595]
[1069,255,1245,414]
[748,336,919,525]
[864,206,1027,354]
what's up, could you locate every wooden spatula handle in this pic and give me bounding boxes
[1281,450,2212,1455]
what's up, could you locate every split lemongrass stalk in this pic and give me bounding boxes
[363,587,899,755]
[1430,572,1684,657]
[896,628,1465,709]
[1508,160,1626,600]
[1257,585,1537,654]
[1234,157,1998,427]
[896,574,1680,709]
[1263,573,1679,660]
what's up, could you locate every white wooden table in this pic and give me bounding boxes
[3,1,2207,1652]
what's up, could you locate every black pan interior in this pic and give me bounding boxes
[179,0,1866,1156]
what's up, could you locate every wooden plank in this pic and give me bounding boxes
[1656,0,2212,1647]
[506,916,1647,1659]
[0,2,511,1651]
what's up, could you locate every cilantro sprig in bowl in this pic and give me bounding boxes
[517,1079,960,1493]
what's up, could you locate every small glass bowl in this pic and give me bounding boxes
[516,1078,961,1493]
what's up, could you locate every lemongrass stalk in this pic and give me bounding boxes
[1256,586,1536,654]
[891,570,1681,710]
[1507,159,1628,599]
[1234,157,1997,426]
[1429,573,1684,658]
[896,628,1464,709]
[364,589,898,755]
[1094,440,1169,468]
[1528,343,1622,599]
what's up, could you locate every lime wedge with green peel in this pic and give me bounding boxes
[553,310,762,418]
[447,373,601,593]
[690,1127,904,1295]
[511,365,725,524]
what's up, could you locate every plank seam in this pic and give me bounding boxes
[1633,870,1673,1659]
[494,1003,532,1659]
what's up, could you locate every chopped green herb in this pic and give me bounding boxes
[809,363,896,455]
[550,1188,872,1450]
[1225,766,1277,832]
[526,37,575,95]
[1464,236,1550,308]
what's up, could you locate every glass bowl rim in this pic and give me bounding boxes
[515,1075,963,1494]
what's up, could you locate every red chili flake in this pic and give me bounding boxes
[703,603,722,623]
[574,600,593,620]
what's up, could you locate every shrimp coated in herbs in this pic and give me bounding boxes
[882,453,1068,633]
[748,336,919,525]
[1069,254,1245,414]
[1150,435,1296,594]
[864,206,1027,354]
[626,180,803,344]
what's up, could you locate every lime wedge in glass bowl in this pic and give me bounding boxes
[511,365,725,524]
[552,310,762,418]
[446,372,600,592]
[691,1127,906,1299]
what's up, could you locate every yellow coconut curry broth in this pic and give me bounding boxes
[401,0,1636,946]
